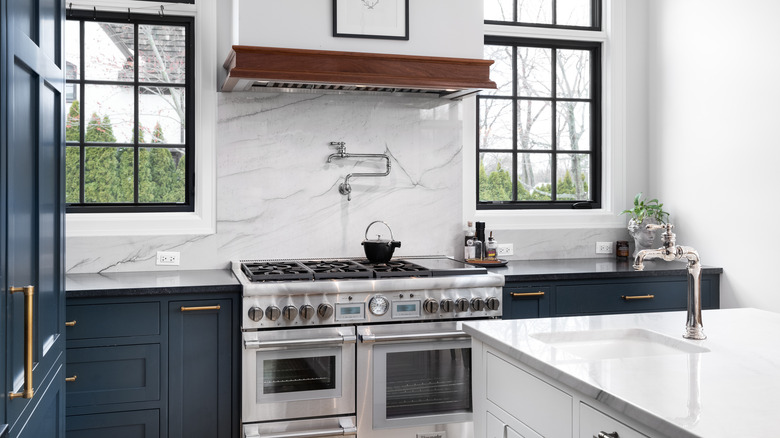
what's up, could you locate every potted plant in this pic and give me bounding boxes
[621,193,670,257]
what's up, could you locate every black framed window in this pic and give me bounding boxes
[65,10,194,213]
[485,0,601,30]
[477,37,601,210]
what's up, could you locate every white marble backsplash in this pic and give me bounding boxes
[66,92,466,273]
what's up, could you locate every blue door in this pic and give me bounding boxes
[1,0,66,436]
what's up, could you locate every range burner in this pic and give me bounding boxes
[241,261,313,282]
[239,258,435,282]
[356,259,432,278]
[300,260,373,280]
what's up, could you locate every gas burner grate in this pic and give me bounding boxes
[241,261,313,282]
[357,259,433,278]
[300,260,373,280]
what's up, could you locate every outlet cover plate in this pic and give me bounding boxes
[497,243,514,256]
[156,251,180,266]
[595,242,613,254]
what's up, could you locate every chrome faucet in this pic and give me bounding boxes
[633,223,706,340]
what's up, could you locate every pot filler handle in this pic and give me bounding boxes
[244,334,357,349]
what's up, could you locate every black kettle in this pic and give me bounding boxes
[361,221,401,263]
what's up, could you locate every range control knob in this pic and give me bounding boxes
[265,306,281,321]
[471,297,485,311]
[299,304,315,320]
[485,297,500,311]
[248,306,264,322]
[318,303,334,319]
[423,298,439,314]
[283,305,298,321]
[455,298,470,313]
[440,299,454,313]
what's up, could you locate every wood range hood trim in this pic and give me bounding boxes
[222,45,497,99]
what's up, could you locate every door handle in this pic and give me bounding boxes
[65,376,77,382]
[9,286,35,400]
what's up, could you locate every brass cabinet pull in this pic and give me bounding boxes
[180,305,221,312]
[621,294,655,300]
[65,320,77,327]
[510,291,545,298]
[9,285,35,400]
[65,376,77,382]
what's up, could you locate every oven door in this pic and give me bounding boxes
[357,321,473,437]
[242,326,356,423]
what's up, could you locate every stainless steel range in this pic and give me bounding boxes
[232,256,504,438]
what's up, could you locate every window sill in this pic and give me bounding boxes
[66,211,215,237]
[472,208,626,230]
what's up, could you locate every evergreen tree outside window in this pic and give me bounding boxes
[65,10,194,213]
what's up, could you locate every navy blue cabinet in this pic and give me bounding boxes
[503,274,720,319]
[65,293,239,438]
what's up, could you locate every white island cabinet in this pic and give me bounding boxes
[464,308,780,438]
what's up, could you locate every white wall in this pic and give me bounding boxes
[647,0,780,311]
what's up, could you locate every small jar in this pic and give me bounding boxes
[616,240,629,259]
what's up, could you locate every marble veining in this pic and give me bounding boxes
[66,92,465,273]
[464,308,780,438]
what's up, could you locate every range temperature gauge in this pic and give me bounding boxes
[369,295,389,316]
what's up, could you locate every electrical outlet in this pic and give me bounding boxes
[497,243,514,256]
[595,242,613,254]
[156,251,180,266]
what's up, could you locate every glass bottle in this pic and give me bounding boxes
[486,231,498,261]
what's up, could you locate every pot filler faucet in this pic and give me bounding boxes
[326,141,391,201]
[633,223,706,340]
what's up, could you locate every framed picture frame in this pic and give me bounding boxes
[333,0,409,40]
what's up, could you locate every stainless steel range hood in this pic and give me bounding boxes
[222,46,496,100]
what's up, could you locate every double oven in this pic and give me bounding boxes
[233,257,503,438]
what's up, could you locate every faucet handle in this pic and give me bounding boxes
[645,222,673,232]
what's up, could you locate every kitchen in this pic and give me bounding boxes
[2,0,779,437]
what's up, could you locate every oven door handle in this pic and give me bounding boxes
[245,425,357,438]
[245,334,357,349]
[359,331,469,344]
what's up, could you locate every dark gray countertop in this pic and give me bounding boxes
[66,269,240,298]
[490,258,722,282]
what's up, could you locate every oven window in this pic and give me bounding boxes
[385,347,472,419]
[261,356,337,395]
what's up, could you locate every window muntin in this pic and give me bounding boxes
[478,39,600,209]
[65,11,194,213]
[485,0,600,30]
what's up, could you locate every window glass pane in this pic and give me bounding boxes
[483,45,513,96]
[65,96,80,142]
[85,22,134,82]
[479,152,513,202]
[557,0,592,27]
[485,0,513,21]
[85,84,134,144]
[139,147,185,203]
[84,146,134,203]
[139,24,186,84]
[139,87,185,144]
[517,47,552,98]
[65,20,80,80]
[556,49,590,98]
[518,0,552,25]
[518,99,552,150]
[479,98,513,150]
[556,101,590,151]
[556,154,590,201]
[517,153,551,200]
[65,147,80,203]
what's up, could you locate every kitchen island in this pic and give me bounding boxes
[464,308,779,438]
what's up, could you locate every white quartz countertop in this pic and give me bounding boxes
[463,308,780,438]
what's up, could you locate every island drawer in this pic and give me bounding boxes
[579,402,649,438]
[555,280,690,315]
[486,352,572,438]
[66,301,161,340]
[65,344,161,407]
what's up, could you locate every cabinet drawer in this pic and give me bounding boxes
[66,344,161,407]
[579,403,648,438]
[503,285,552,319]
[66,302,160,340]
[66,410,160,438]
[487,352,572,438]
[556,280,687,315]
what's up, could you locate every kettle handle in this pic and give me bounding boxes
[365,220,395,241]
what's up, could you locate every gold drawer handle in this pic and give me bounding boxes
[622,294,655,300]
[510,291,545,297]
[9,286,35,400]
[65,376,77,383]
[180,305,221,312]
[65,320,77,327]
